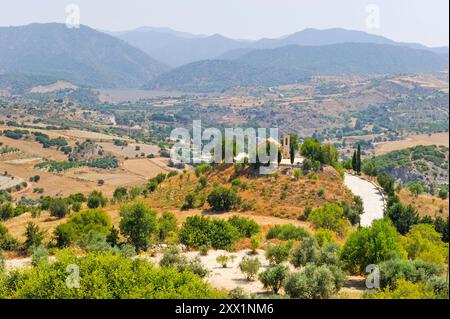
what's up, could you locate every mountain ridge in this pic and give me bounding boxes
[0,23,169,88]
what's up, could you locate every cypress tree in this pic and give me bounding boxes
[356,144,362,174]
[352,151,357,171]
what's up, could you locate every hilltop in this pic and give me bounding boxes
[0,23,168,88]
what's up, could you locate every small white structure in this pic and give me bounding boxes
[280,157,304,167]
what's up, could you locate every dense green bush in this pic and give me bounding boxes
[178,215,240,250]
[227,216,260,238]
[0,223,18,251]
[119,201,158,251]
[266,224,310,241]
[386,202,420,235]
[307,203,350,236]
[54,209,112,248]
[157,212,178,242]
[265,242,292,265]
[402,223,449,265]
[340,219,404,273]
[23,222,45,252]
[290,237,319,268]
[87,191,107,209]
[207,186,241,212]
[377,259,444,289]
[48,198,70,218]
[0,251,222,298]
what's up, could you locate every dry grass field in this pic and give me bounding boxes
[398,189,449,218]
[98,142,159,159]
[375,132,449,155]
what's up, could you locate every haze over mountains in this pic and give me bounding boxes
[0,23,168,88]
[113,27,449,67]
[0,23,448,92]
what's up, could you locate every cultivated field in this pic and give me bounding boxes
[98,142,159,159]
[375,132,449,155]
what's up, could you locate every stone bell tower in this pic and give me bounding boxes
[281,134,290,159]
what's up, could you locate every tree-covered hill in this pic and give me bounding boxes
[0,23,169,88]
[365,145,449,188]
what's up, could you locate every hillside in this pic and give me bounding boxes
[145,60,311,92]
[0,23,169,88]
[143,164,353,220]
[146,43,448,92]
[236,43,448,75]
[367,145,449,187]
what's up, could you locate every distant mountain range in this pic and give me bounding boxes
[0,23,448,92]
[112,27,449,67]
[146,43,449,92]
[0,23,168,88]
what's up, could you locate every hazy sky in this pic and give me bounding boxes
[0,0,448,47]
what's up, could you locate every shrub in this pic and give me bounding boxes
[178,215,239,250]
[160,246,209,278]
[290,237,319,268]
[208,219,240,250]
[259,265,289,294]
[68,193,86,203]
[250,236,260,254]
[0,223,19,250]
[182,192,196,210]
[195,164,211,177]
[23,222,45,252]
[307,204,350,237]
[0,249,4,271]
[0,251,221,298]
[119,201,158,251]
[0,202,15,220]
[228,216,260,238]
[207,187,240,212]
[199,245,209,256]
[48,198,70,218]
[314,229,337,247]
[340,219,403,273]
[438,189,448,200]
[239,257,261,281]
[216,255,230,268]
[87,191,107,209]
[113,187,128,202]
[364,279,437,299]
[167,171,178,178]
[386,202,420,235]
[265,242,292,265]
[106,226,120,247]
[30,245,49,266]
[284,263,343,299]
[72,202,81,212]
[157,212,177,242]
[377,259,444,289]
[228,287,248,299]
[293,168,302,180]
[402,223,448,265]
[317,243,341,267]
[266,224,310,241]
[53,209,112,248]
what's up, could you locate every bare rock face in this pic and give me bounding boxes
[69,140,105,162]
